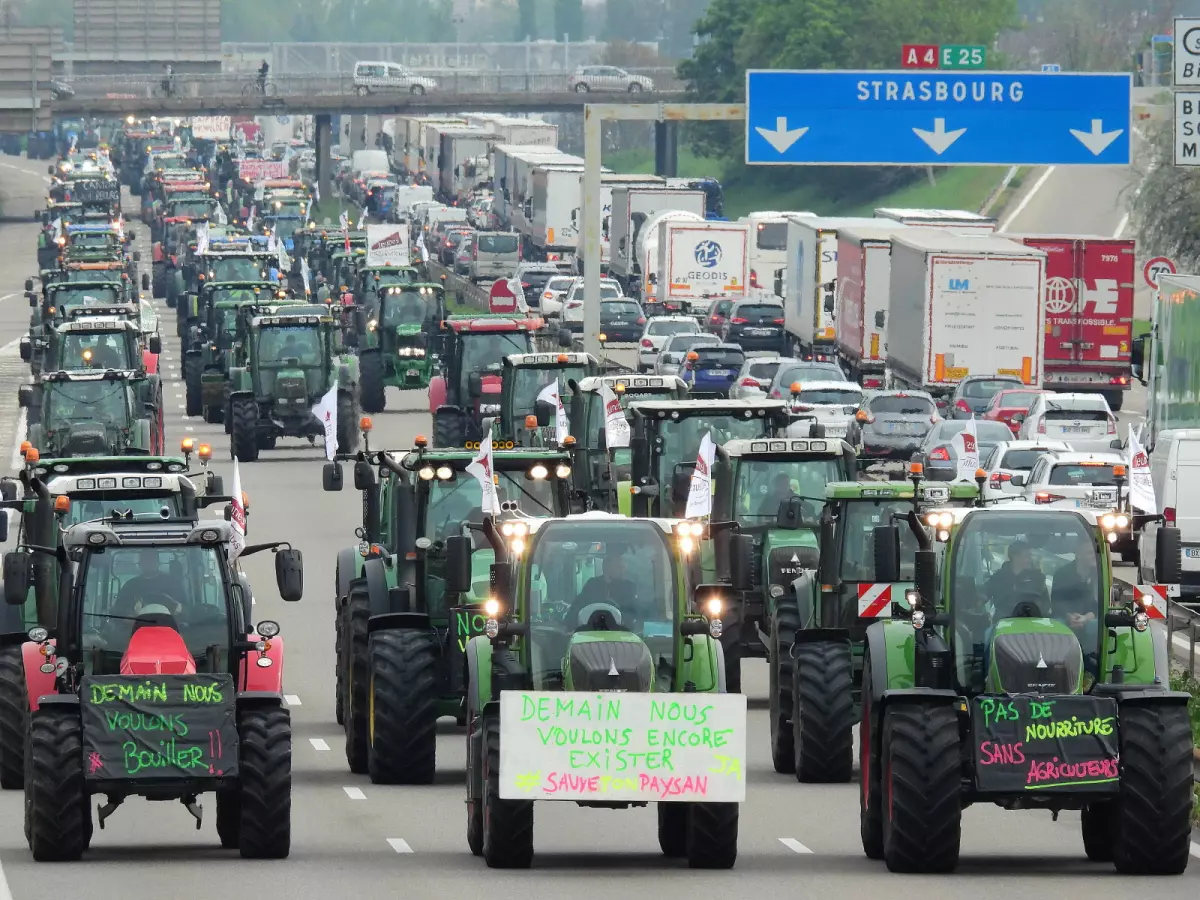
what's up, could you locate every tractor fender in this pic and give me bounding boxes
[23,639,57,712]
[184,347,202,361]
[363,555,392,617]
[791,570,818,629]
[335,545,361,606]
[35,694,79,711]
[428,374,447,413]
[152,242,164,263]
[238,634,285,693]
[142,349,159,374]
[368,611,431,634]
[879,688,959,708]
[682,633,723,693]
[235,691,285,712]
[863,622,891,704]
[229,388,255,404]
[1097,686,1192,707]
[465,634,493,803]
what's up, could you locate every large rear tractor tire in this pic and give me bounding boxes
[881,702,961,873]
[230,398,260,462]
[433,407,466,449]
[184,356,202,418]
[482,716,533,868]
[657,803,688,857]
[792,639,854,783]
[336,391,359,455]
[27,708,86,861]
[366,629,439,785]
[858,655,884,860]
[686,802,738,869]
[343,586,370,775]
[359,350,387,414]
[768,594,801,774]
[0,645,28,790]
[237,704,291,859]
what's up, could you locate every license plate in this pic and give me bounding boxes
[745,328,773,335]
[706,369,731,377]
[1186,549,1200,559]
[1061,426,1091,433]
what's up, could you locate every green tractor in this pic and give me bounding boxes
[457,512,750,868]
[358,284,446,412]
[181,246,281,336]
[496,351,608,445]
[21,369,163,458]
[321,435,576,781]
[228,306,359,462]
[702,437,859,697]
[854,494,1189,874]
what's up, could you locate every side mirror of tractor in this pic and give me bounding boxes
[534,399,555,427]
[2,551,30,606]
[149,335,162,355]
[1157,524,1182,585]
[141,273,150,291]
[132,251,141,263]
[26,292,37,307]
[23,278,32,292]
[776,495,814,530]
[274,548,304,602]
[17,386,32,409]
[353,459,375,492]
[444,534,473,594]
[467,372,483,398]
[322,461,343,492]
[0,513,8,544]
[728,533,754,592]
[873,524,901,582]
[19,341,30,363]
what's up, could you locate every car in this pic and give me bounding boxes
[568,65,653,93]
[598,298,646,344]
[766,360,846,400]
[783,380,865,442]
[705,297,736,335]
[980,440,1074,500]
[855,389,939,463]
[729,355,786,400]
[353,60,437,95]
[561,277,625,331]
[982,387,1050,435]
[1016,392,1120,455]
[947,374,1025,418]
[915,419,1018,481]
[637,316,700,372]
[681,342,746,397]
[437,227,473,266]
[656,332,720,377]
[1012,450,1128,511]
[468,231,520,282]
[720,299,786,352]
[453,232,474,275]
[514,262,571,309]
[537,274,575,317]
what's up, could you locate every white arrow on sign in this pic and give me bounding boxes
[754,117,809,154]
[1070,119,1124,156]
[912,118,966,155]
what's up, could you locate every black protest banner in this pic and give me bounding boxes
[72,181,121,205]
[81,675,239,781]
[970,695,1119,794]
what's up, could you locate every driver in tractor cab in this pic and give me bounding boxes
[117,549,183,618]
[1052,532,1100,656]
[88,335,125,370]
[986,541,1049,613]
[569,544,641,628]
[757,471,798,518]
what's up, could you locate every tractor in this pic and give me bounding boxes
[180,246,282,334]
[322,432,576,781]
[456,511,749,868]
[853,488,1189,875]
[494,351,609,446]
[227,307,359,462]
[358,284,446,412]
[21,369,163,458]
[2,516,304,860]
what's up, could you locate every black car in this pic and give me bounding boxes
[720,300,785,352]
[948,374,1024,418]
[437,228,473,266]
[599,298,646,343]
[516,264,567,308]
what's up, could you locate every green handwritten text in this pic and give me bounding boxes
[521,693,622,723]
[105,711,188,736]
[90,681,168,704]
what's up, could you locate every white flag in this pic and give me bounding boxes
[418,240,429,264]
[312,181,320,204]
[339,210,349,231]
[1128,425,1157,514]
[247,205,257,231]
[300,257,312,296]
[465,426,499,515]
[536,381,570,444]
[229,458,246,560]
[215,205,227,225]
[952,417,980,483]
[195,221,210,255]
[51,217,63,241]
[254,183,265,202]
[266,231,277,252]
[599,384,629,448]
[311,383,339,461]
[684,432,716,519]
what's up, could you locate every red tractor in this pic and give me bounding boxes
[4,515,304,860]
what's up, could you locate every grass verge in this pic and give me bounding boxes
[1169,667,1200,824]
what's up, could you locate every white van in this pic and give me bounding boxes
[469,231,520,282]
[352,61,437,96]
[1144,429,1200,602]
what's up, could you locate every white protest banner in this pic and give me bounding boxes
[237,159,288,182]
[499,691,747,802]
[599,384,629,448]
[365,224,409,267]
[465,426,499,514]
[952,417,979,483]
[536,381,569,444]
[229,458,246,561]
[191,116,232,141]
[1128,425,1157,514]
[311,384,339,461]
[684,432,716,518]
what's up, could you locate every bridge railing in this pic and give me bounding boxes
[59,68,683,100]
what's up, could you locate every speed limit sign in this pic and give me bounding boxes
[1176,19,1200,85]
[1144,256,1178,289]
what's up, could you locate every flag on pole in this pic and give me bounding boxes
[599,384,630,448]
[1128,425,1156,514]
[952,417,980,483]
[465,425,499,515]
[312,181,320,204]
[229,459,246,560]
[195,221,210,255]
[685,432,717,519]
[311,384,339,460]
[300,257,312,296]
[536,381,570,444]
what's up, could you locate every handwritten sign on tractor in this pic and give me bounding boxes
[237,159,288,182]
[80,675,239,781]
[498,691,747,802]
[970,694,1118,793]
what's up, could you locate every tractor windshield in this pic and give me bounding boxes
[734,456,845,526]
[210,286,262,306]
[839,500,920,582]
[209,257,266,282]
[946,510,1102,693]
[510,367,590,421]
[270,198,306,217]
[422,467,557,544]
[66,270,121,285]
[45,380,132,425]
[380,291,430,328]
[256,324,324,368]
[525,519,679,690]
[60,332,135,370]
[63,491,186,526]
[374,270,418,289]
[52,286,121,311]
[658,414,771,479]
[169,200,213,218]
[79,544,231,674]
[458,331,533,397]
[69,233,117,251]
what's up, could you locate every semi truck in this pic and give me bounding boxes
[609,187,706,294]
[651,221,751,311]
[886,231,1046,397]
[436,128,499,201]
[874,207,997,233]
[490,144,576,227]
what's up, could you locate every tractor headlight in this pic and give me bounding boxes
[1116,514,1129,529]
[911,609,926,629]
[924,511,953,528]
[904,589,919,607]
[555,464,571,478]
[528,464,548,480]
[704,597,722,618]
[418,466,435,480]
[708,617,722,639]
[484,618,499,639]
[367,319,377,331]
[411,347,425,357]
[398,347,412,356]
[484,597,501,618]
[1106,531,1117,544]
[1134,611,1149,631]
[679,536,694,555]
[1101,514,1116,529]
[435,466,453,481]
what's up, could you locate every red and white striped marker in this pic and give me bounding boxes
[1134,583,1179,619]
[857,584,894,618]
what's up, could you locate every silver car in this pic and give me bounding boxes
[1013,450,1129,512]
[729,356,785,400]
[980,440,1073,501]
[656,333,720,377]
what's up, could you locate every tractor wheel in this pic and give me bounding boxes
[27,707,86,861]
[686,802,738,869]
[1112,703,1192,874]
[433,407,466,449]
[466,683,483,856]
[258,434,277,451]
[880,702,961,873]
[0,645,28,790]
[152,268,165,299]
[858,655,884,860]
[184,356,202,417]
[481,715,534,868]
[723,645,743,694]
[216,790,241,849]
[366,629,439,785]
[334,570,345,728]
[768,593,801,774]
[343,586,370,775]
[359,350,387,414]
[204,402,224,425]
[792,640,854,783]
[236,703,291,859]
[230,398,260,462]
[1080,802,1116,862]
[657,803,688,857]
[336,392,359,455]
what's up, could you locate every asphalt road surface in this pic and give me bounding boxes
[0,154,1195,897]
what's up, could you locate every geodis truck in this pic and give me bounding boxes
[651,221,751,312]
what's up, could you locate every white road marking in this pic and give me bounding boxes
[0,161,42,179]
[0,851,13,900]
[284,694,301,705]
[779,838,813,854]
[185,425,194,432]
[343,786,367,800]
[1190,841,1200,859]
[387,838,414,853]
[0,293,15,303]
[1001,166,1056,232]
[1113,212,1130,239]
[308,738,330,752]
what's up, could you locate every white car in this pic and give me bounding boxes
[567,65,654,93]
[980,440,1073,501]
[784,380,865,441]
[537,275,575,317]
[656,333,720,377]
[729,355,786,400]
[352,61,437,95]
[637,316,700,372]
[561,277,624,331]
[1016,392,1119,455]
[1012,450,1128,510]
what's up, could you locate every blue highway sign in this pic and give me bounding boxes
[744,69,1131,166]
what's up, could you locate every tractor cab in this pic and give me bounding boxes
[358,284,446,410]
[498,351,600,443]
[38,318,149,374]
[23,369,162,458]
[355,265,420,309]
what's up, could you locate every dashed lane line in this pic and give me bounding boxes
[309,738,330,751]
[284,694,301,705]
[1190,842,1200,860]
[343,786,367,800]
[779,838,813,854]
[387,838,414,853]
